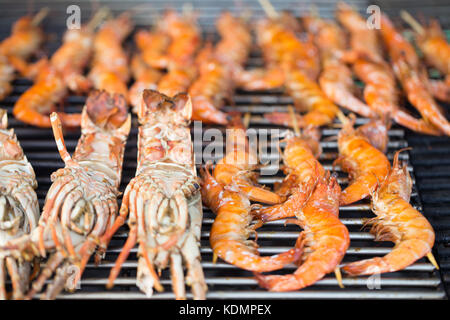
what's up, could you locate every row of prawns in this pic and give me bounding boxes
[238,2,450,136]
[0,87,207,300]
[201,107,437,291]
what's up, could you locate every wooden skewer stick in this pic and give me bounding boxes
[400,10,425,35]
[257,0,279,20]
[427,252,440,270]
[334,267,344,289]
[336,110,349,125]
[86,7,111,32]
[287,105,300,136]
[31,7,49,26]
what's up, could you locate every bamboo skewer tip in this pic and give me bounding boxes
[31,7,49,26]
[257,0,279,20]
[400,10,425,35]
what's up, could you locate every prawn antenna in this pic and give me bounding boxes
[258,0,279,20]
[400,11,425,35]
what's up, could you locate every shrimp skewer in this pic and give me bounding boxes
[189,12,252,124]
[201,114,301,272]
[12,9,109,128]
[129,54,162,113]
[49,8,109,93]
[343,150,438,275]
[0,9,47,100]
[254,125,324,222]
[2,90,130,299]
[254,174,349,291]
[335,113,390,205]
[380,14,450,136]
[0,109,39,299]
[89,13,133,98]
[303,16,375,118]
[337,5,440,135]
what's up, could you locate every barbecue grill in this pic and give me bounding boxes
[0,0,448,300]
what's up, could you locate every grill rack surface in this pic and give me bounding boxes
[1,62,445,299]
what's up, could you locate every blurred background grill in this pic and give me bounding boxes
[0,0,449,299]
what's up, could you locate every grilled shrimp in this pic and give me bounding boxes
[254,127,324,222]
[0,55,14,101]
[89,13,133,98]
[0,10,46,100]
[0,10,46,76]
[343,150,437,275]
[213,114,283,204]
[135,29,170,70]
[380,14,450,136]
[335,115,390,205]
[104,90,206,300]
[303,16,375,118]
[129,54,162,113]
[337,6,440,135]
[201,166,303,273]
[2,91,130,299]
[13,61,80,128]
[158,66,197,98]
[254,174,349,291]
[0,110,39,299]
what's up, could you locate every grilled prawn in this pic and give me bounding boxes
[201,115,301,273]
[2,91,130,299]
[105,90,207,300]
[343,150,437,275]
[380,14,450,136]
[303,16,375,118]
[255,174,349,291]
[337,5,439,135]
[0,110,39,299]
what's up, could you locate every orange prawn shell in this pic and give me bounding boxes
[337,124,390,205]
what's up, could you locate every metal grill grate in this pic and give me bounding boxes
[0,0,448,300]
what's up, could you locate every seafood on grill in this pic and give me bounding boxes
[337,5,440,136]
[401,11,450,103]
[89,12,133,98]
[12,60,80,128]
[343,149,438,275]
[335,113,390,205]
[135,29,170,71]
[248,18,339,127]
[0,109,39,299]
[380,14,450,136]
[129,32,164,112]
[104,90,207,300]
[255,174,349,291]
[145,10,201,70]
[0,9,47,100]
[2,90,131,299]
[303,16,375,119]
[201,114,301,273]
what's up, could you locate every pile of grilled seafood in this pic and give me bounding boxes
[0,3,445,299]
